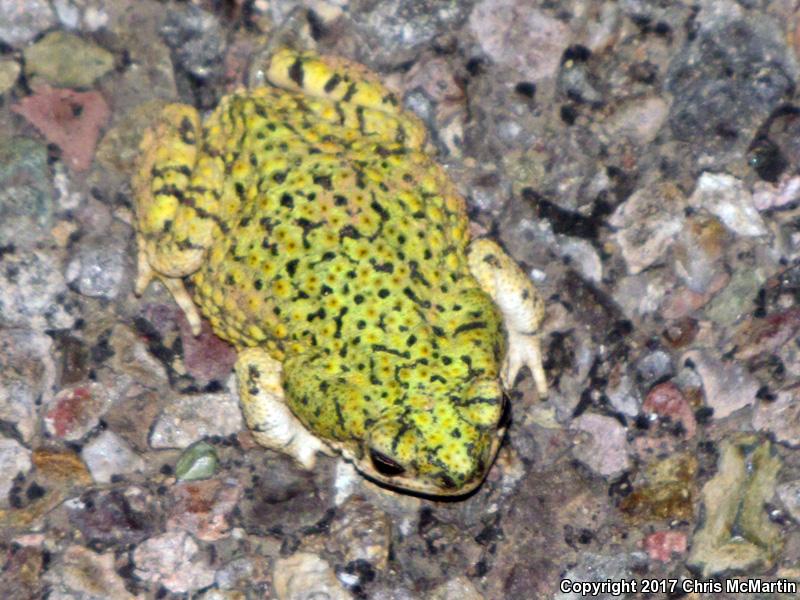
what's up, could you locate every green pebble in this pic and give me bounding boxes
[175,441,219,481]
[0,58,20,95]
[24,31,113,88]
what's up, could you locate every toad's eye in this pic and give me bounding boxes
[369,449,405,477]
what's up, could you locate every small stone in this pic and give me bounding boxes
[0,0,55,46]
[733,309,800,361]
[12,85,110,172]
[64,236,127,299]
[635,350,674,387]
[273,552,351,600]
[609,184,685,275]
[175,441,219,482]
[0,329,56,442]
[753,175,800,210]
[619,454,697,523]
[470,0,569,81]
[23,31,113,88]
[604,96,669,145]
[160,5,225,81]
[704,267,767,326]
[555,552,644,600]
[44,383,111,441]
[0,137,55,250]
[134,531,215,594]
[643,382,696,439]
[687,435,783,577]
[0,58,20,94]
[644,531,687,563]
[66,488,154,546]
[326,496,392,570]
[689,173,767,237]
[150,392,243,449]
[51,0,109,31]
[429,576,484,600]
[42,545,135,599]
[683,349,758,419]
[82,430,145,484]
[0,438,32,509]
[671,215,729,294]
[179,317,237,387]
[571,413,630,477]
[0,250,78,331]
[753,390,800,447]
[777,479,800,522]
[167,478,242,541]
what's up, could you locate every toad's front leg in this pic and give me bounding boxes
[466,238,548,397]
[235,347,332,469]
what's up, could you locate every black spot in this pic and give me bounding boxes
[273,171,287,183]
[313,174,333,190]
[378,288,390,299]
[321,251,336,261]
[454,321,487,335]
[406,335,417,346]
[560,105,577,125]
[281,193,294,208]
[289,57,305,87]
[324,73,342,93]
[179,116,195,145]
[342,82,357,102]
[254,279,263,290]
[334,195,348,206]
[442,356,452,365]
[514,81,536,98]
[354,294,364,304]
[286,259,299,276]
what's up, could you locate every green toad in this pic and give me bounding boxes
[133,48,547,495]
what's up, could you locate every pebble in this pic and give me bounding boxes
[23,31,114,88]
[555,552,645,600]
[687,436,782,576]
[643,531,687,563]
[683,349,758,419]
[0,0,55,46]
[175,441,219,481]
[12,85,111,172]
[571,413,630,477]
[42,545,135,599]
[0,329,56,442]
[0,438,32,509]
[635,350,674,387]
[149,391,243,449]
[688,173,768,237]
[0,58,20,95]
[703,267,767,326]
[470,0,569,81]
[429,576,484,600]
[753,175,800,211]
[273,552,351,600]
[0,250,79,331]
[81,430,145,483]
[43,383,111,441]
[134,531,215,593]
[326,495,392,570]
[160,5,225,81]
[753,390,800,447]
[776,479,800,523]
[609,184,685,274]
[64,236,127,300]
[166,478,242,541]
[0,137,55,250]
[604,96,669,146]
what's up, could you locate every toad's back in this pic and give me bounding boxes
[190,84,485,362]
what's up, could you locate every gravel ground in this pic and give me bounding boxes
[2,0,800,598]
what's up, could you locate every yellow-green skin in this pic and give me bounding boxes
[134,49,532,494]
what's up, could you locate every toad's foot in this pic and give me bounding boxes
[467,238,548,396]
[235,347,333,469]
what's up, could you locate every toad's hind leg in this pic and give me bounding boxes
[235,348,332,469]
[133,104,224,334]
[467,238,548,397]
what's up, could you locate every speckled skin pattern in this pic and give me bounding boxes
[133,48,547,495]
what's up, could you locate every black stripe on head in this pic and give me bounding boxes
[289,58,305,87]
